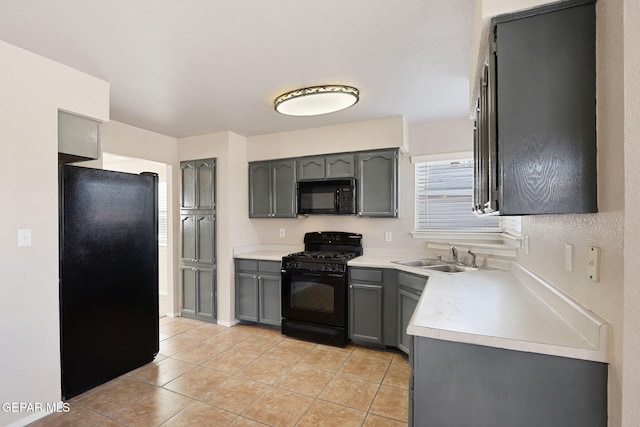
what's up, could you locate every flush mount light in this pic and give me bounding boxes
[274,85,359,116]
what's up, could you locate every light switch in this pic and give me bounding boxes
[17,229,31,247]
[385,231,392,242]
[279,228,285,238]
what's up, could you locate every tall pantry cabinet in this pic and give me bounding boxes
[180,159,217,322]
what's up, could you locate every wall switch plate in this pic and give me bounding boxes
[17,229,32,247]
[279,228,285,238]
[565,244,573,272]
[524,235,530,255]
[385,231,392,242]
[587,246,601,282]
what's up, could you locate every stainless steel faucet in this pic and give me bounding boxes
[468,250,477,268]
[447,242,458,264]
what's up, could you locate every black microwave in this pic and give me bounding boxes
[297,179,357,215]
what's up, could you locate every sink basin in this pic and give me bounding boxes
[425,264,478,273]
[392,259,444,267]
[392,259,478,273]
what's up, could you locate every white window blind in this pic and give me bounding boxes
[415,159,500,231]
[158,182,167,246]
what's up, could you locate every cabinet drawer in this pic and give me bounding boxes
[236,259,259,272]
[259,260,282,274]
[350,267,383,283]
[397,272,427,293]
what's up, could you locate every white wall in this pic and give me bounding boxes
[247,116,407,162]
[99,121,180,313]
[622,0,640,424]
[0,40,109,426]
[178,132,259,325]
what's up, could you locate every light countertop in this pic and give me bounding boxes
[406,266,608,363]
[234,248,608,363]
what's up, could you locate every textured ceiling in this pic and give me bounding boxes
[0,0,475,137]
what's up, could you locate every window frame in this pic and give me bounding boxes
[411,152,521,241]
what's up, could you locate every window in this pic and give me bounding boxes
[415,155,501,232]
[158,182,167,246]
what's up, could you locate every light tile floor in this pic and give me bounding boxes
[31,317,410,426]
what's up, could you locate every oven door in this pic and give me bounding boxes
[281,270,346,327]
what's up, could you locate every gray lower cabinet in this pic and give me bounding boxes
[235,259,282,326]
[181,265,215,321]
[397,272,427,355]
[249,160,296,218]
[357,150,399,217]
[349,267,397,347]
[411,337,608,427]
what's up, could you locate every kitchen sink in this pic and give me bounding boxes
[392,259,445,267]
[424,264,478,273]
[392,259,478,273]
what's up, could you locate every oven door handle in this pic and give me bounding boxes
[282,270,344,279]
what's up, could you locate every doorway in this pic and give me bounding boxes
[102,153,172,317]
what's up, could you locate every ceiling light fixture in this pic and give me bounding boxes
[274,85,359,116]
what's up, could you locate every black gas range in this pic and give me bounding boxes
[281,231,363,346]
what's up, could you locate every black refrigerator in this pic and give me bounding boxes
[59,165,159,399]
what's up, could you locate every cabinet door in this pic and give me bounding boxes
[297,157,325,180]
[180,161,197,209]
[180,215,197,262]
[398,288,420,354]
[357,150,398,217]
[196,215,215,264]
[350,283,384,345]
[181,267,197,317]
[249,162,272,218]
[196,159,215,210]
[259,273,281,326]
[236,272,259,322]
[326,154,355,178]
[195,267,215,320]
[494,3,596,215]
[272,160,297,218]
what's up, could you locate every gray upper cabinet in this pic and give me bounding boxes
[58,110,101,163]
[248,162,271,217]
[326,154,355,178]
[181,159,215,210]
[476,0,597,215]
[297,156,326,180]
[248,149,399,218]
[297,154,356,180]
[357,149,399,217]
[249,160,297,218]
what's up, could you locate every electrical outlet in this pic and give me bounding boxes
[385,231,392,242]
[565,244,573,272]
[524,235,530,255]
[279,228,285,238]
[17,229,31,247]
